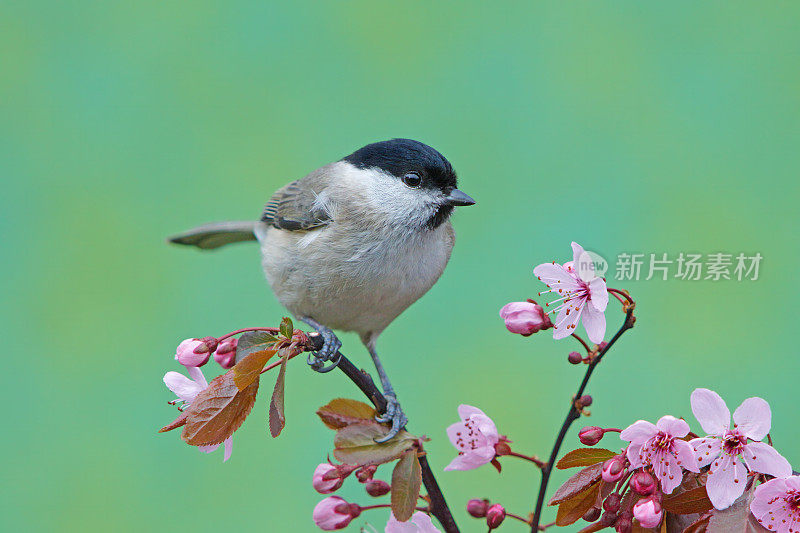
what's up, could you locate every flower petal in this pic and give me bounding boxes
[751,478,789,520]
[572,243,596,283]
[706,453,747,510]
[652,448,684,494]
[742,442,792,478]
[690,389,730,436]
[581,303,606,344]
[551,297,584,340]
[443,451,492,471]
[163,371,204,403]
[198,443,220,454]
[656,415,690,438]
[732,397,771,441]
[690,437,722,468]
[457,404,487,421]
[533,263,582,291]
[621,420,658,444]
[674,439,700,473]
[446,422,475,451]
[470,414,499,444]
[588,278,608,312]
[626,443,644,468]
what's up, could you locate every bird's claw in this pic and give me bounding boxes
[305,324,342,373]
[374,393,408,443]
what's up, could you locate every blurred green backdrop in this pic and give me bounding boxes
[2,2,798,532]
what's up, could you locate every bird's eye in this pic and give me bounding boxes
[402,172,422,188]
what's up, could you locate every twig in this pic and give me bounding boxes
[529,308,636,532]
[307,334,460,533]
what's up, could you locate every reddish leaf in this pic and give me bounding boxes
[707,488,767,533]
[317,398,378,430]
[577,522,607,533]
[549,463,604,506]
[391,449,422,522]
[181,372,260,446]
[557,448,618,469]
[232,347,277,390]
[333,423,416,466]
[663,485,714,515]
[556,481,601,526]
[268,352,288,437]
[680,514,710,533]
[158,412,187,433]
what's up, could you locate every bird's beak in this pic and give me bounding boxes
[444,188,476,206]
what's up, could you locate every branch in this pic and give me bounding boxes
[307,334,460,533]
[529,308,636,532]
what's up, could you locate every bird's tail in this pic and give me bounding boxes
[168,221,258,250]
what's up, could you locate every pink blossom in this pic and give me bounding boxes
[601,455,627,483]
[486,504,506,530]
[499,301,552,336]
[533,242,609,343]
[444,405,499,471]
[313,463,343,494]
[385,511,441,532]
[620,415,699,494]
[175,338,210,367]
[750,476,800,533]
[633,497,663,528]
[313,496,360,530]
[689,388,791,510]
[163,366,233,461]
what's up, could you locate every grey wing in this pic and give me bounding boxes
[260,176,331,231]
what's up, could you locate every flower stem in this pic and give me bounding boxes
[505,451,547,469]
[529,306,636,532]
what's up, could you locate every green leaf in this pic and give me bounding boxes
[232,347,277,390]
[236,331,278,363]
[279,317,293,339]
[317,398,379,430]
[333,423,417,466]
[556,480,601,526]
[662,485,714,515]
[268,352,289,437]
[549,462,604,506]
[556,448,617,469]
[391,449,422,522]
[181,372,260,446]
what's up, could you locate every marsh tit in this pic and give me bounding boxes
[169,138,475,440]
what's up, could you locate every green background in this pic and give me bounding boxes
[3,2,798,532]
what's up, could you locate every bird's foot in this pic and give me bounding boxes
[302,319,342,373]
[374,393,408,443]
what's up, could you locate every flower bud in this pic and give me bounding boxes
[582,507,601,522]
[601,456,626,483]
[631,469,656,496]
[603,493,621,513]
[633,497,662,528]
[175,338,210,367]
[312,463,343,494]
[568,351,583,364]
[355,465,377,483]
[467,499,490,518]
[486,504,506,529]
[615,511,633,533]
[499,301,552,336]
[197,336,219,353]
[579,426,605,446]
[312,496,359,530]
[599,511,617,527]
[578,395,593,407]
[213,338,238,369]
[365,479,390,497]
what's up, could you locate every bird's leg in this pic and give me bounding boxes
[366,343,408,442]
[300,317,342,373]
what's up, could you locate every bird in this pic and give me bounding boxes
[169,138,475,441]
